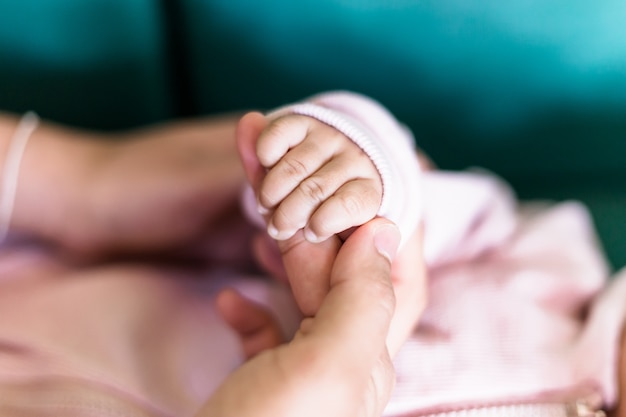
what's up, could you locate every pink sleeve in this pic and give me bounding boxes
[264,91,423,245]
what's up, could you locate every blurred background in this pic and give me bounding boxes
[2,0,625,268]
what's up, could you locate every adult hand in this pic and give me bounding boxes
[7,114,253,262]
[199,218,402,417]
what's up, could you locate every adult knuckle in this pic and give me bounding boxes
[357,277,395,322]
[370,280,396,316]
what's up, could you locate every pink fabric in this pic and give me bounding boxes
[388,173,626,416]
[1,91,624,416]
[0,249,298,416]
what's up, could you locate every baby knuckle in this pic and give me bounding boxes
[364,182,382,199]
[264,115,308,143]
[265,116,293,138]
[338,193,365,218]
[330,129,351,146]
[299,176,328,204]
[258,118,298,163]
[358,186,382,216]
[281,156,310,178]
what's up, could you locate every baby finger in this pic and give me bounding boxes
[304,178,382,243]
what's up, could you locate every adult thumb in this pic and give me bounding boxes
[306,218,401,358]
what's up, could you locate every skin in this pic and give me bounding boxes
[2,110,622,415]
[2,113,254,264]
[198,218,402,417]
[0,112,421,415]
[236,111,426,354]
[250,113,383,243]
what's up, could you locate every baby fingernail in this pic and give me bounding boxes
[304,228,322,243]
[267,223,279,238]
[257,203,269,215]
[267,223,296,240]
[256,198,270,215]
[373,223,401,263]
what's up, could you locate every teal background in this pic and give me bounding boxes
[0,0,171,129]
[1,0,626,268]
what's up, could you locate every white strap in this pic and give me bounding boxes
[0,112,39,242]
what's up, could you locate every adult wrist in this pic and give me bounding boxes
[6,116,113,252]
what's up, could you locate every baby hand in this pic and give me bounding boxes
[253,113,383,243]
